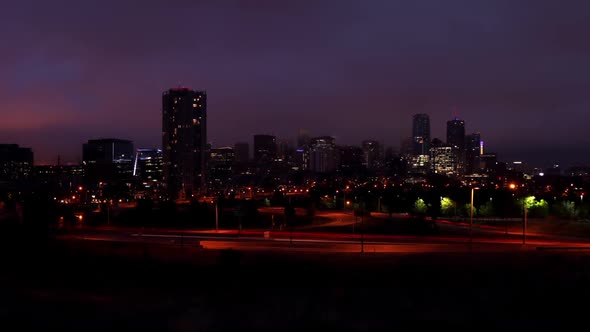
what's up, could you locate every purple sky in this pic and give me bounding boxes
[1,0,589,167]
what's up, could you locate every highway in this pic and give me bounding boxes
[54,225,590,254]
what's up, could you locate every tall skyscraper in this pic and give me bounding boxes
[446,117,466,174]
[162,88,207,199]
[412,114,431,156]
[465,133,482,174]
[446,118,466,151]
[253,134,276,163]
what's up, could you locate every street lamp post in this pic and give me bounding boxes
[342,186,349,211]
[522,197,527,245]
[470,188,474,243]
[470,187,479,244]
[510,183,527,245]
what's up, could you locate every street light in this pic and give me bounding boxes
[342,186,350,211]
[509,183,527,245]
[470,187,480,243]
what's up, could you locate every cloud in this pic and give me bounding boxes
[1,0,590,165]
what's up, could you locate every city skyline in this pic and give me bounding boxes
[2,1,590,167]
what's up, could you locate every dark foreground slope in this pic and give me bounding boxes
[1,236,589,331]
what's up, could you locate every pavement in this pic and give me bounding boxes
[54,223,590,254]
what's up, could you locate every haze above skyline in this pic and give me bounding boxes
[1,0,589,167]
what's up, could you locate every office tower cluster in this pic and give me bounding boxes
[406,113,496,177]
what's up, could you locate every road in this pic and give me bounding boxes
[54,225,590,254]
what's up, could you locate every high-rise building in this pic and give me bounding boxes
[162,88,207,199]
[253,134,276,163]
[209,147,235,189]
[0,144,33,181]
[234,142,249,163]
[447,117,466,174]
[465,133,482,174]
[133,149,163,189]
[412,114,431,156]
[308,136,338,173]
[362,140,382,170]
[446,118,466,151]
[429,139,457,175]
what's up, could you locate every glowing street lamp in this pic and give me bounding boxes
[509,183,527,245]
[470,187,480,243]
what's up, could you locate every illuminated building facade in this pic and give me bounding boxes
[133,149,163,190]
[410,114,431,174]
[162,88,207,199]
[430,140,457,175]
